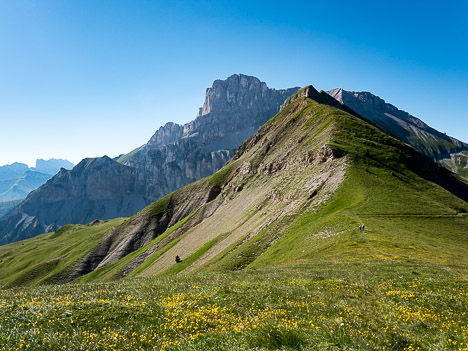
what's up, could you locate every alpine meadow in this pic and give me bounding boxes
[1,85,467,350]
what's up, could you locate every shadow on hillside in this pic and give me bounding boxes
[408,150,468,203]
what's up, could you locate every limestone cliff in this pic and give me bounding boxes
[0,74,299,245]
[122,74,299,201]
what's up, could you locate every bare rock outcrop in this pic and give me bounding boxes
[0,74,299,245]
[121,74,299,202]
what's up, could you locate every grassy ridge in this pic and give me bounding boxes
[147,192,173,218]
[0,219,125,288]
[248,101,468,269]
[209,164,234,186]
[252,163,468,269]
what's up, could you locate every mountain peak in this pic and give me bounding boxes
[72,156,117,175]
[45,83,466,282]
[283,85,334,106]
[197,74,298,117]
[0,74,300,245]
[35,158,74,173]
[147,122,184,146]
[282,85,362,120]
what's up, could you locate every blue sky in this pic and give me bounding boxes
[1,0,467,167]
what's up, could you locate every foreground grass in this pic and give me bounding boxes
[1,264,467,350]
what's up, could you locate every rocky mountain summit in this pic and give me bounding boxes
[327,88,468,177]
[0,74,299,244]
[4,76,465,246]
[121,74,299,200]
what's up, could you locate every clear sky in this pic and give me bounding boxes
[1,0,467,167]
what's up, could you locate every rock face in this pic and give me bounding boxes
[122,74,299,201]
[0,74,299,245]
[45,83,468,283]
[0,156,148,244]
[0,199,22,219]
[2,82,468,287]
[327,88,468,177]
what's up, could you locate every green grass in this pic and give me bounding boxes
[207,225,280,272]
[116,145,144,164]
[129,209,200,277]
[251,163,468,270]
[304,106,325,126]
[0,264,466,350]
[79,209,200,282]
[0,218,125,288]
[160,232,229,275]
[147,192,173,218]
[209,163,234,186]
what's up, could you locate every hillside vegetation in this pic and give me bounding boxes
[327,87,468,178]
[0,86,467,350]
[0,219,125,288]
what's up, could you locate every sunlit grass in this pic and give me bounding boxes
[1,264,467,350]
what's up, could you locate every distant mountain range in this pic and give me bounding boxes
[0,75,466,246]
[0,159,74,200]
[0,199,23,219]
[0,75,299,244]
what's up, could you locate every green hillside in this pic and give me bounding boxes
[0,218,125,288]
[89,86,466,279]
[0,86,467,350]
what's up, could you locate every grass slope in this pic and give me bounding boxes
[132,93,467,276]
[0,218,125,288]
[116,145,145,164]
[250,106,468,269]
[0,89,467,350]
